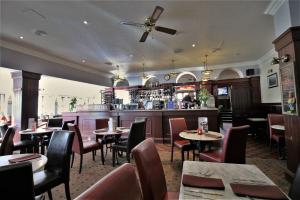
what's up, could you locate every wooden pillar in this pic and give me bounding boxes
[273,26,300,173]
[11,71,41,130]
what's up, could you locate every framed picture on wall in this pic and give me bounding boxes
[267,73,278,88]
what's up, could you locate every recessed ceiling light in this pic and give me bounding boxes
[192,44,196,47]
[83,20,89,25]
[82,59,86,63]
[129,54,133,57]
[19,36,24,39]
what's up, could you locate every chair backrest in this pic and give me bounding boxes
[45,131,74,181]
[290,164,300,199]
[67,124,84,154]
[48,118,63,127]
[95,119,109,129]
[62,120,75,130]
[132,138,167,200]
[0,162,35,200]
[169,118,187,144]
[135,117,147,138]
[74,163,142,200]
[222,125,250,164]
[0,124,8,138]
[127,121,146,153]
[268,114,284,137]
[0,127,16,156]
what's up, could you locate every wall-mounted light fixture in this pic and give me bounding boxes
[271,54,290,65]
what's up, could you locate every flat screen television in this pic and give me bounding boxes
[218,87,228,96]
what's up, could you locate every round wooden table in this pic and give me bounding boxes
[19,127,60,136]
[179,130,224,152]
[0,154,47,172]
[93,127,130,137]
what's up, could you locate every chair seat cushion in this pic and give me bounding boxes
[33,170,61,195]
[199,150,223,163]
[14,140,38,150]
[83,141,101,153]
[174,140,190,148]
[164,191,179,200]
[112,142,127,151]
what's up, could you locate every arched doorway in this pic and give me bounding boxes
[176,72,197,83]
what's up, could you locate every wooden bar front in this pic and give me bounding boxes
[62,109,218,143]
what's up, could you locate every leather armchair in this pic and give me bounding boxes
[0,162,35,200]
[132,138,179,200]
[0,126,15,156]
[112,121,146,166]
[68,124,104,173]
[74,163,142,200]
[33,131,74,200]
[268,114,285,157]
[169,118,195,164]
[199,125,249,164]
[62,120,75,130]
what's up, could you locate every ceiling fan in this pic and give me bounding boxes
[120,6,177,42]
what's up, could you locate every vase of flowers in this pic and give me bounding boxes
[69,97,77,112]
[198,88,210,108]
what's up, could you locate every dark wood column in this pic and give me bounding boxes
[273,26,300,174]
[11,71,41,130]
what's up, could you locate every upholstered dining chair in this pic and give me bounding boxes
[289,164,300,200]
[132,138,179,200]
[169,118,195,164]
[0,126,16,156]
[0,124,8,142]
[119,117,148,142]
[68,124,104,173]
[62,120,75,130]
[112,121,146,166]
[33,131,74,200]
[199,125,249,164]
[0,162,35,200]
[74,163,143,200]
[268,114,285,155]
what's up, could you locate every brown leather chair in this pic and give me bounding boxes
[132,138,179,200]
[33,131,74,200]
[62,120,75,130]
[68,124,104,173]
[74,163,142,200]
[0,124,8,142]
[112,121,146,166]
[289,164,300,200]
[0,162,35,200]
[169,118,195,163]
[268,114,285,155]
[199,125,249,164]
[0,126,16,156]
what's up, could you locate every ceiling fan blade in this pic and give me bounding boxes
[150,6,164,23]
[155,26,177,35]
[120,21,145,28]
[139,31,149,42]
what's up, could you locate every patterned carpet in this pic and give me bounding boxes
[45,133,291,200]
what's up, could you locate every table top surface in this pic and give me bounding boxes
[0,153,47,172]
[247,118,267,122]
[271,124,285,131]
[180,161,288,199]
[93,127,130,136]
[19,127,61,135]
[179,131,224,141]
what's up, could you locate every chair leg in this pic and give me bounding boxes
[181,149,184,165]
[47,190,53,200]
[92,150,95,161]
[64,182,71,200]
[187,151,189,159]
[100,147,105,165]
[71,152,75,168]
[171,145,174,162]
[79,154,83,174]
[126,153,130,163]
[193,148,195,161]
[112,148,116,167]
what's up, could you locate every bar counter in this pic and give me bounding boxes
[62,109,218,143]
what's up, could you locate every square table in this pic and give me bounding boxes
[180,161,289,199]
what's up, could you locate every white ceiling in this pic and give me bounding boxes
[0,0,275,76]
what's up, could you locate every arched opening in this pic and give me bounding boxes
[144,77,160,87]
[114,79,129,87]
[176,72,197,83]
[217,68,243,80]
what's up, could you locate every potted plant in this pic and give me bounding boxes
[198,88,210,108]
[69,97,77,112]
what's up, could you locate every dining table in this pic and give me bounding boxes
[179,130,224,152]
[180,161,289,199]
[0,153,47,172]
